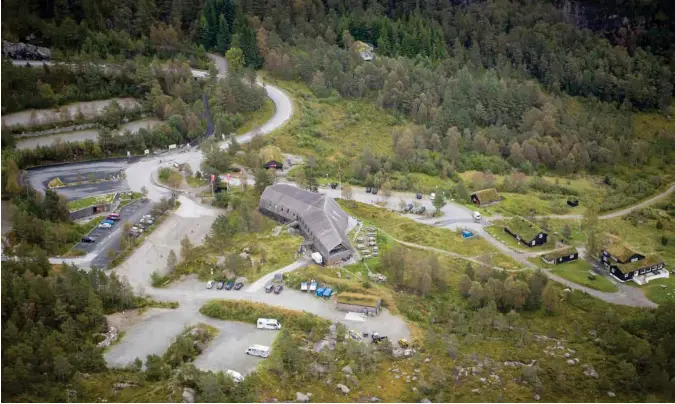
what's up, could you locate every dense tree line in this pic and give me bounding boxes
[1,61,144,114]
[1,259,137,401]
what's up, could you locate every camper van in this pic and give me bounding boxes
[225,370,244,383]
[311,252,323,265]
[257,318,282,330]
[246,344,270,358]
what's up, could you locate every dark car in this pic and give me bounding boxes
[416,193,423,200]
[81,236,96,243]
[365,187,372,193]
[216,281,225,290]
[234,282,244,290]
[273,284,284,294]
[330,183,338,189]
[371,188,378,195]
[405,204,414,213]
[265,284,274,293]
[225,281,234,290]
[417,206,426,214]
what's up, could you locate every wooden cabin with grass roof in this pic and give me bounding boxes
[601,235,668,285]
[470,188,503,207]
[503,216,548,247]
[541,246,579,265]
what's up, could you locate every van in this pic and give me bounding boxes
[246,344,270,358]
[472,211,482,221]
[225,369,244,383]
[257,318,282,330]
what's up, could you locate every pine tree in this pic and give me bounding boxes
[216,13,231,53]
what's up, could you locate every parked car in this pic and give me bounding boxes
[371,188,378,195]
[98,222,112,229]
[81,236,96,243]
[330,182,338,189]
[206,280,215,289]
[265,284,274,293]
[257,318,282,330]
[225,370,244,383]
[273,284,284,294]
[365,187,372,193]
[103,219,115,225]
[416,192,423,200]
[216,281,225,290]
[472,211,482,221]
[404,203,414,213]
[417,206,426,214]
[430,192,436,201]
[234,282,244,290]
[106,215,120,221]
[225,281,234,290]
[108,213,121,219]
[246,344,270,358]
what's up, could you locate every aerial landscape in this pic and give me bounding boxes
[1,0,675,402]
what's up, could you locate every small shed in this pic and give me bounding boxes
[336,292,382,316]
[264,160,284,170]
[470,188,503,207]
[541,246,579,265]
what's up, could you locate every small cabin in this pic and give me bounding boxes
[541,246,578,265]
[503,217,548,247]
[471,188,503,207]
[264,160,283,170]
[601,235,668,285]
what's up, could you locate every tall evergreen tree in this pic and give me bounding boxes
[216,13,231,53]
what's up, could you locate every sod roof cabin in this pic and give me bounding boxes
[470,188,503,206]
[601,234,645,263]
[541,246,579,265]
[503,217,548,247]
[259,145,284,169]
[600,234,667,284]
[336,292,382,315]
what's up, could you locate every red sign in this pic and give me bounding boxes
[211,174,215,183]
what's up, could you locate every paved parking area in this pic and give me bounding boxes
[74,200,153,268]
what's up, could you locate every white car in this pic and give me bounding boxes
[206,280,215,289]
[98,222,112,229]
[472,212,482,221]
[246,344,270,358]
[225,370,244,383]
[430,192,436,201]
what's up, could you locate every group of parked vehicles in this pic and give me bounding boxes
[97,212,121,229]
[206,280,244,290]
[129,214,155,237]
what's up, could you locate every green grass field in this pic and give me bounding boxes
[533,258,619,292]
[261,73,407,164]
[642,276,675,305]
[236,97,276,135]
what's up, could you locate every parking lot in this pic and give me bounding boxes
[74,200,153,268]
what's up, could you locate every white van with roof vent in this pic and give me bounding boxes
[257,318,282,330]
[246,344,270,358]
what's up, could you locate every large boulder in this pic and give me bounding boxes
[296,392,310,403]
[336,383,350,394]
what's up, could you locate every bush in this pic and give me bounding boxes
[588,273,597,281]
[199,300,329,338]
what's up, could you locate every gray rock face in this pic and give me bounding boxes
[296,392,310,402]
[182,387,196,403]
[2,40,51,60]
[310,362,328,377]
[336,383,350,394]
[370,397,381,402]
[607,392,616,397]
[420,399,431,403]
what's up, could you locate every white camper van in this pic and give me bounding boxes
[246,344,270,358]
[257,318,282,330]
[311,252,323,265]
[225,369,244,383]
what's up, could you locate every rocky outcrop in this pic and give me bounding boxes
[3,40,50,60]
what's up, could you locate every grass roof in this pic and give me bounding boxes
[603,234,641,262]
[336,292,381,307]
[614,254,665,274]
[542,246,578,261]
[259,145,283,163]
[473,188,500,203]
[504,216,545,241]
[67,192,116,212]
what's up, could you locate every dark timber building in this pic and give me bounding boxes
[541,246,579,265]
[601,235,667,285]
[259,184,353,265]
[503,216,548,247]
